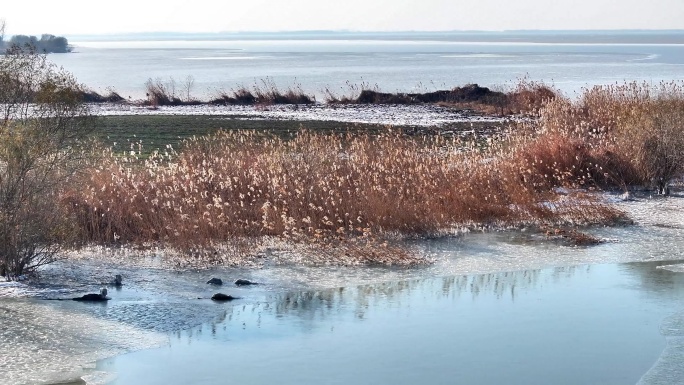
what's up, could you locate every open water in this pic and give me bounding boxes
[47,35,684,101]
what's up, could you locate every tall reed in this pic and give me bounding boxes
[62,80,684,267]
[67,129,621,266]
[527,81,684,190]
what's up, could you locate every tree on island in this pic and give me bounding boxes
[0,21,71,53]
[8,34,71,53]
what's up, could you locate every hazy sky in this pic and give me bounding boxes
[2,0,683,36]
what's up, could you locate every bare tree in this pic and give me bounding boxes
[0,19,6,50]
[182,75,195,103]
[0,47,92,278]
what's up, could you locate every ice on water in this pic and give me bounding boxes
[638,309,684,385]
[0,299,166,385]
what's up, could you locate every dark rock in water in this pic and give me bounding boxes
[211,293,239,301]
[234,279,258,286]
[73,287,110,302]
[73,294,109,302]
[207,278,223,285]
[102,274,123,287]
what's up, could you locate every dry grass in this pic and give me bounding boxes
[506,78,560,115]
[55,80,684,267]
[526,81,684,190]
[211,79,315,105]
[64,129,622,267]
[144,76,200,106]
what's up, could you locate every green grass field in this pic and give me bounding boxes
[94,115,393,153]
[92,115,505,155]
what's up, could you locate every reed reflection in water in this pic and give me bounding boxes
[101,262,684,385]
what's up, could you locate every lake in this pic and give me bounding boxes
[3,33,684,385]
[47,34,684,101]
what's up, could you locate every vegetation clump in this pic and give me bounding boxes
[516,81,684,193]
[81,89,126,103]
[325,79,558,115]
[144,76,200,107]
[210,79,315,106]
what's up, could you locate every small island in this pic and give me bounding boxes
[0,33,71,53]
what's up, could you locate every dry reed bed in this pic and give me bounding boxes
[94,77,557,116]
[518,81,684,192]
[63,81,684,267]
[66,129,621,267]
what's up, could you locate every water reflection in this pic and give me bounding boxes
[109,261,683,385]
[192,265,592,339]
[621,260,684,299]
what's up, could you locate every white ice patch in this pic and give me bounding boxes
[0,299,166,385]
[88,103,505,127]
[657,264,684,273]
[611,191,684,229]
[638,309,684,385]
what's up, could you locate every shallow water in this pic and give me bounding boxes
[1,193,684,384]
[104,263,684,385]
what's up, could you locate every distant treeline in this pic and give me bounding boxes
[0,34,71,53]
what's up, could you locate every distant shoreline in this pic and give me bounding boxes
[67,30,684,45]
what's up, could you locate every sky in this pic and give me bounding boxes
[2,0,683,36]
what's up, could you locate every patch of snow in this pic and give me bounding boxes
[89,103,506,127]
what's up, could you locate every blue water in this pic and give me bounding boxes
[102,262,684,385]
[47,37,684,100]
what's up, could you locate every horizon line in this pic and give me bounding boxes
[64,29,684,38]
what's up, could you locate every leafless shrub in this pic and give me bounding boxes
[144,77,182,106]
[0,48,92,278]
